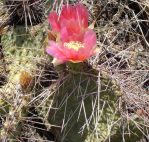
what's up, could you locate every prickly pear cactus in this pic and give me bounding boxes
[1,25,46,91]
[45,64,145,142]
[0,25,47,140]
[44,64,120,142]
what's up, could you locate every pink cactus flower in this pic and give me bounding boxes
[46,3,97,65]
[46,30,97,64]
[48,3,89,42]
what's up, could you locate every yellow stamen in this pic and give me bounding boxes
[64,41,84,51]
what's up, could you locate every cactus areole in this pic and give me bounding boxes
[46,3,97,66]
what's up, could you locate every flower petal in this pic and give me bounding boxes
[60,4,76,20]
[83,29,97,50]
[76,30,97,60]
[60,24,84,42]
[75,3,88,28]
[52,58,65,66]
[60,27,70,42]
[59,3,88,29]
[48,12,60,31]
[63,46,86,62]
[46,41,67,61]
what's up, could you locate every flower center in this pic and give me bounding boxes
[64,41,84,51]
